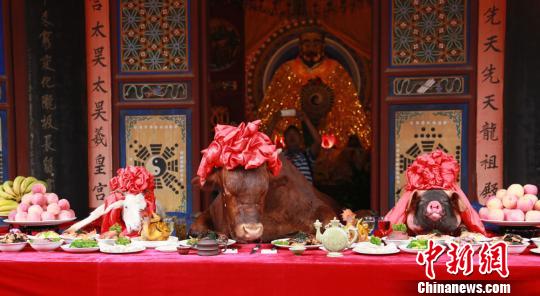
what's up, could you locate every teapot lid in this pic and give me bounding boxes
[197,237,218,247]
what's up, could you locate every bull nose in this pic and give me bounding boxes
[235,223,263,242]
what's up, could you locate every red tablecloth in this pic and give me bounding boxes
[0,244,538,296]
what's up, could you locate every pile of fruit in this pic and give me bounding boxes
[0,176,47,216]
[479,184,540,222]
[7,183,75,222]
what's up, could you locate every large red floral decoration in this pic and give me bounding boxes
[197,120,282,184]
[405,149,459,191]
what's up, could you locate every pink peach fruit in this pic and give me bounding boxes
[507,184,525,197]
[524,184,538,196]
[31,183,46,194]
[41,212,55,221]
[27,212,42,222]
[8,210,16,220]
[17,203,29,213]
[506,209,525,221]
[58,199,70,211]
[487,208,505,221]
[496,189,507,200]
[502,194,518,209]
[14,212,28,221]
[517,197,534,212]
[28,204,43,216]
[479,207,489,219]
[525,210,540,222]
[535,200,540,211]
[524,194,539,205]
[45,193,59,205]
[487,197,503,210]
[58,210,73,220]
[46,203,61,215]
[21,193,32,205]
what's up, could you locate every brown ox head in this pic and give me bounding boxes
[198,165,284,242]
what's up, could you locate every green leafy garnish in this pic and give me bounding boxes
[115,237,131,246]
[392,223,407,232]
[370,236,382,246]
[70,239,98,248]
[407,239,428,250]
[274,239,290,246]
[109,223,122,234]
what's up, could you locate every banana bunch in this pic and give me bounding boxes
[0,176,46,215]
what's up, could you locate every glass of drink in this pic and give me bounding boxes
[363,216,375,235]
[377,217,391,236]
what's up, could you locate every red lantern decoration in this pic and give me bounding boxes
[321,134,337,149]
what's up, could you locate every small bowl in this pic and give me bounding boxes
[29,239,64,252]
[290,246,306,256]
[177,246,191,255]
[530,237,540,248]
[506,242,529,254]
[383,237,411,247]
[0,242,27,252]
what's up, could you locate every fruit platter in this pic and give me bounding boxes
[479,184,540,226]
[0,176,48,217]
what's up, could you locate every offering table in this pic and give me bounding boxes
[0,244,539,296]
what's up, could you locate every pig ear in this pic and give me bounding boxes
[406,190,422,211]
[450,191,467,212]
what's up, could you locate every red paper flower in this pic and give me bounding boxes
[109,165,155,194]
[197,120,282,184]
[405,150,459,191]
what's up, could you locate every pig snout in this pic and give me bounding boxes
[425,201,445,221]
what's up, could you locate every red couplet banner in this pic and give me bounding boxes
[476,0,506,205]
[85,0,113,208]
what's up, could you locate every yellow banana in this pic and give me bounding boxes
[2,181,15,196]
[0,187,16,200]
[21,177,37,194]
[12,176,24,195]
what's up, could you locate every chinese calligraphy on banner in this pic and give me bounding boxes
[476,0,506,205]
[86,0,112,208]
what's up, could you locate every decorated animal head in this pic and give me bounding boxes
[406,190,466,234]
[196,120,282,242]
[122,193,148,233]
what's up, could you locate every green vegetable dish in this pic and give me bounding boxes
[273,239,290,246]
[70,239,98,248]
[392,223,407,232]
[109,223,122,234]
[115,237,131,246]
[370,236,382,246]
[406,239,428,250]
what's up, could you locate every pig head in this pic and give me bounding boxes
[406,190,466,235]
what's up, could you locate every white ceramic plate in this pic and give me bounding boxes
[29,240,64,252]
[155,245,178,253]
[178,239,236,248]
[352,242,400,255]
[61,244,99,253]
[270,238,321,249]
[131,236,179,248]
[481,219,540,227]
[0,242,27,252]
[3,217,76,226]
[398,244,428,254]
[60,234,98,244]
[382,237,412,247]
[99,244,146,254]
[504,242,529,254]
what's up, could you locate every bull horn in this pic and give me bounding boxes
[64,200,125,233]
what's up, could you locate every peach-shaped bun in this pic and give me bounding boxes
[479,207,489,219]
[525,210,540,222]
[524,194,539,205]
[524,184,538,196]
[45,193,59,205]
[487,208,505,221]
[487,197,503,210]
[496,189,507,200]
[31,183,46,194]
[27,212,42,222]
[30,193,45,206]
[28,204,44,216]
[41,211,56,221]
[506,209,525,221]
[535,200,540,211]
[502,194,518,209]
[507,184,525,198]
[21,193,32,205]
[58,199,70,211]
[517,197,534,212]
[14,212,28,221]
[17,203,29,213]
[58,210,74,220]
[46,203,61,215]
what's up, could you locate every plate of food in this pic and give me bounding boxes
[178,231,235,248]
[480,219,540,227]
[3,217,76,226]
[271,232,321,249]
[28,232,64,252]
[131,236,179,248]
[99,236,146,254]
[352,237,400,255]
[458,231,491,242]
[415,232,453,244]
[491,234,530,254]
[445,237,484,253]
[61,239,99,253]
[0,229,28,252]
[399,239,429,254]
[61,230,98,244]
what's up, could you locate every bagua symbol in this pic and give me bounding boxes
[129,140,184,195]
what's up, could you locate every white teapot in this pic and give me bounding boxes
[314,217,358,257]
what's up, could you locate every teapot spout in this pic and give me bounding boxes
[314,220,323,243]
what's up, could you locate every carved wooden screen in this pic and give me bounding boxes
[111,0,203,217]
[379,0,477,212]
